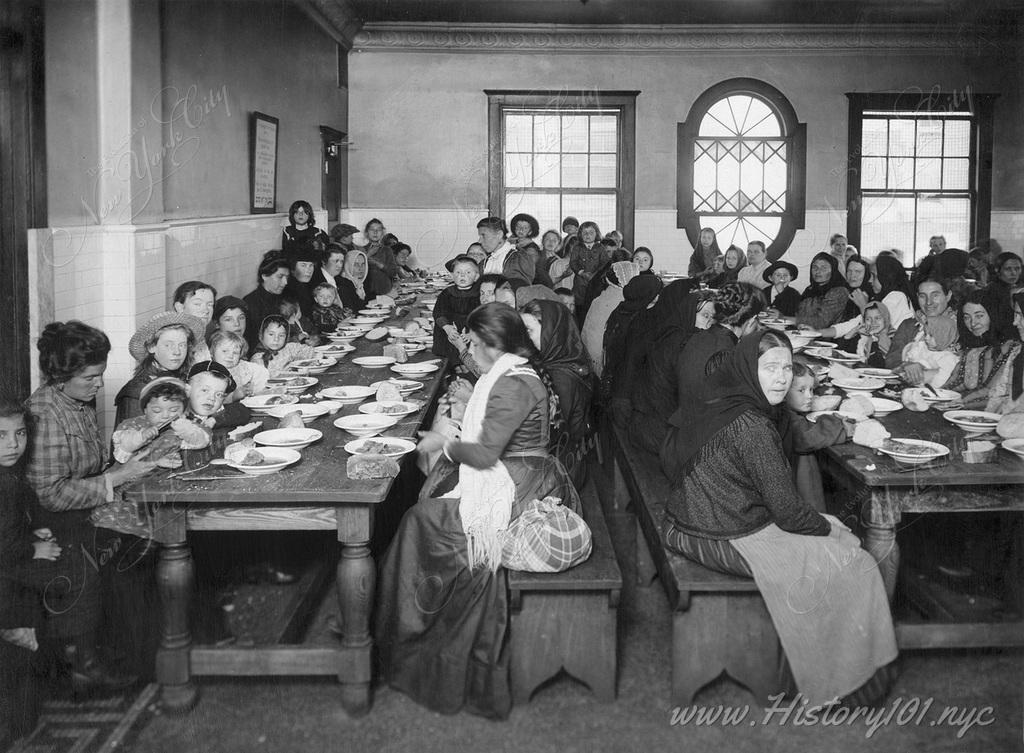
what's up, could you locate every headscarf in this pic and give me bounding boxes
[670,330,792,478]
[649,279,702,344]
[801,252,846,301]
[342,249,368,299]
[960,290,1014,349]
[609,260,640,288]
[863,300,893,354]
[603,275,664,374]
[515,284,562,309]
[923,314,957,352]
[531,299,593,439]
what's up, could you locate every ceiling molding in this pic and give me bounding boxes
[351,23,1008,55]
[297,0,364,49]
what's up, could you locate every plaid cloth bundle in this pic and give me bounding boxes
[500,496,593,573]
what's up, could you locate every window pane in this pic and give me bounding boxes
[860,196,916,257]
[590,116,617,152]
[861,157,886,189]
[916,197,970,262]
[505,115,533,152]
[717,142,741,204]
[698,215,781,251]
[534,114,560,153]
[888,119,915,156]
[504,153,532,188]
[943,158,970,190]
[562,194,617,235]
[693,149,717,209]
[944,120,971,157]
[562,115,588,153]
[590,154,617,188]
[862,119,888,156]
[534,153,560,187]
[505,191,561,235]
[915,157,941,190]
[763,150,787,210]
[916,120,943,157]
[562,153,588,187]
[701,100,737,137]
[742,99,782,137]
[888,157,915,190]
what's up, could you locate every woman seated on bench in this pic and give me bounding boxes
[660,329,898,708]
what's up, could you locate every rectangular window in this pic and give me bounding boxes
[487,91,638,245]
[846,93,997,267]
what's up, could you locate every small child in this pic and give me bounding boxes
[554,287,576,314]
[900,315,960,389]
[433,255,480,360]
[853,301,893,368]
[310,283,349,334]
[279,297,319,346]
[186,360,252,431]
[1,398,61,743]
[785,360,851,512]
[763,261,800,317]
[251,315,317,377]
[110,377,211,469]
[209,330,269,400]
[393,243,420,279]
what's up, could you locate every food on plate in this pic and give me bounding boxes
[900,388,930,412]
[240,449,266,465]
[383,343,408,362]
[840,395,875,417]
[354,439,400,455]
[278,410,305,429]
[377,404,409,415]
[376,382,403,403]
[881,439,934,455]
[365,326,388,341]
[263,395,287,405]
[224,438,257,464]
[404,322,425,335]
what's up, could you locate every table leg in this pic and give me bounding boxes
[155,541,197,712]
[864,489,901,603]
[337,507,374,717]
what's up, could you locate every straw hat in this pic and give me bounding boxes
[128,311,207,362]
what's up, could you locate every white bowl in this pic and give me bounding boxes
[287,357,337,374]
[922,388,962,403]
[359,308,390,316]
[241,394,298,414]
[857,367,899,383]
[266,376,319,394]
[387,326,408,338]
[333,414,399,437]
[358,401,421,417]
[869,398,902,417]
[390,362,440,376]
[833,377,885,394]
[353,356,396,369]
[344,437,416,458]
[807,410,867,424]
[369,379,425,396]
[253,428,323,449]
[315,344,355,358]
[266,402,331,424]
[1002,438,1024,458]
[943,410,1001,435]
[225,447,301,475]
[319,385,375,404]
[348,316,386,326]
[877,438,949,466]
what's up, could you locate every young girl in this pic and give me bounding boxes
[279,297,319,346]
[785,359,852,512]
[281,200,328,259]
[852,301,893,367]
[1,398,61,745]
[900,316,960,389]
[632,247,655,274]
[250,315,317,377]
[109,377,210,468]
[209,330,269,400]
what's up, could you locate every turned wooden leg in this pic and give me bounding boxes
[864,523,899,603]
[155,541,197,712]
[336,506,374,717]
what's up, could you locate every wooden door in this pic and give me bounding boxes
[320,126,345,223]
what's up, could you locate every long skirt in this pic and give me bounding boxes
[376,453,578,718]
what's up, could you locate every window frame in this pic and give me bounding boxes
[486,90,638,247]
[845,92,997,264]
[677,78,806,260]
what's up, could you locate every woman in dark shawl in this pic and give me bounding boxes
[660,330,898,708]
[601,274,663,418]
[519,299,594,486]
[796,252,850,329]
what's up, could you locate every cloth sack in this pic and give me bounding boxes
[500,496,593,573]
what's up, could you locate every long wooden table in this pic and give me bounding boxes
[124,295,445,716]
[819,408,1024,650]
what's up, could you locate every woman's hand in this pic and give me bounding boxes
[447,378,473,405]
[105,458,159,488]
[896,362,926,385]
[33,540,62,561]
[850,289,871,313]
[416,430,447,455]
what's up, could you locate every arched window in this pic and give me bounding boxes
[677,79,806,259]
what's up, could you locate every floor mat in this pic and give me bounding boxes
[8,683,159,753]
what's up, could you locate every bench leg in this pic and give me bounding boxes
[635,522,657,588]
[672,598,728,707]
[510,592,617,704]
[722,593,784,706]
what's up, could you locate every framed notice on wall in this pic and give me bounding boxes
[250,112,279,213]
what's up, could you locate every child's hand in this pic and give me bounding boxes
[33,539,61,560]
[447,378,473,405]
[33,528,53,542]
[1,627,38,651]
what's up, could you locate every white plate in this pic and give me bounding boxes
[352,356,396,369]
[344,437,416,458]
[370,379,424,395]
[812,340,839,348]
[319,385,375,404]
[287,357,337,374]
[333,414,399,437]
[359,308,390,316]
[943,410,1001,434]
[870,398,902,417]
[391,362,440,376]
[793,329,822,338]
[807,410,866,424]
[266,402,332,424]
[348,316,386,325]
[856,367,899,382]
[241,394,298,414]
[401,343,427,354]
[820,351,863,364]
[832,377,885,393]
[877,438,950,465]
[387,327,408,338]
[266,376,318,394]
[921,388,961,402]
[225,447,301,475]
[1002,438,1024,458]
[315,344,355,357]
[358,400,420,417]
[253,428,323,449]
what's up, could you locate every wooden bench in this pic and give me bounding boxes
[608,423,786,706]
[507,485,622,704]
